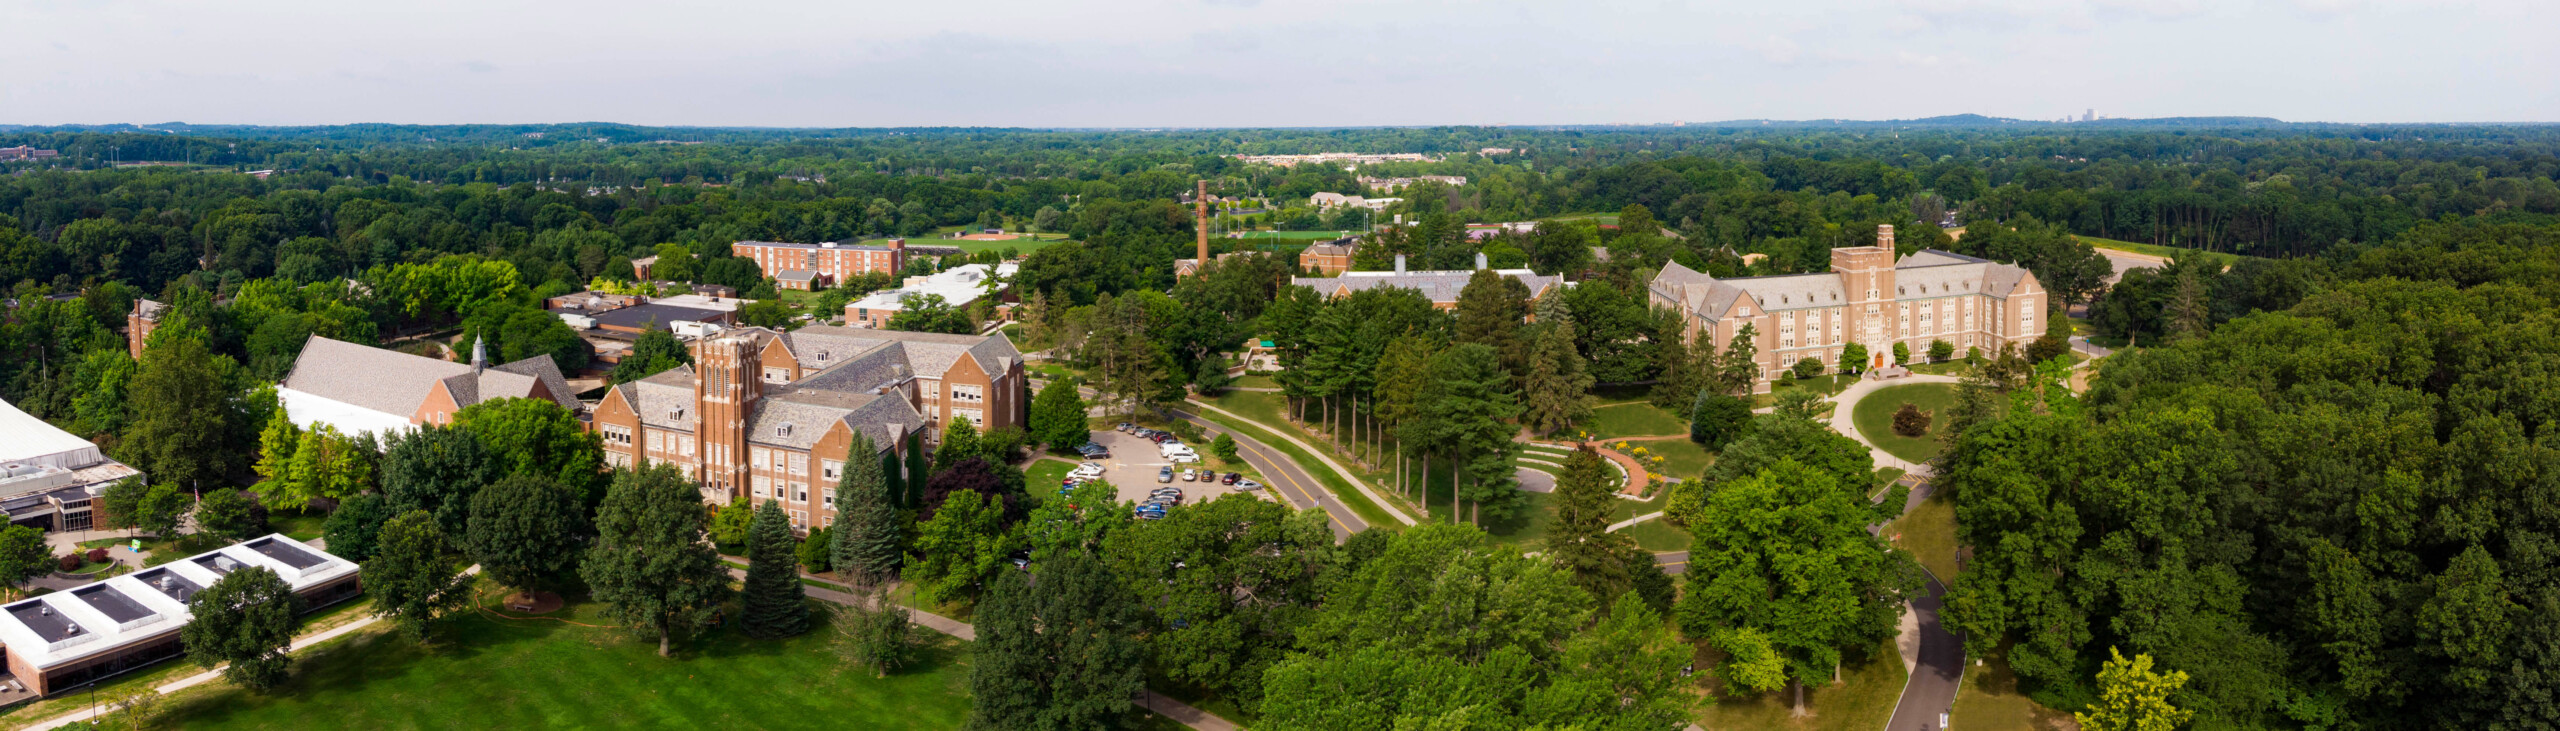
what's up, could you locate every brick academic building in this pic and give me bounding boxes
[1649,225,2048,392]
[592,326,1026,530]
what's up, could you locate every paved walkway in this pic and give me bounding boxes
[1824,373,1964,478]
[725,563,1240,731]
[1606,512,1663,532]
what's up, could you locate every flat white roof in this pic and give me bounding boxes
[649,294,743,312]
[850,262,1018,312]
[279,386,418,440]
[0,398,100,469]
[0,535,356,671]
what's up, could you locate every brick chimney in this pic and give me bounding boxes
[1194,179,1209,266]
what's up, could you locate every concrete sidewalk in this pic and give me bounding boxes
[1825,372,1965,478]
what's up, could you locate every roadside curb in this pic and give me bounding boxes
[1183,399,1420,526]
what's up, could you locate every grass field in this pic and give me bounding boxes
[1851,383,1961,463]
[1025,459,1076,491]
[127,590,980,731]
[1581,402,1690,439]
[1692,639,1907,731]
[1889,491,1960,582]
[1950,647,2078,731]
[1629,440,1713,482]
[852,229,1070,255]
[1623,518,1692,552]
[1399,454,1554,548]
[0,598,382,729]
[2073,234,2241,268]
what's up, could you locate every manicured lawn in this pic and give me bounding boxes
[1770,373,1858,400]
[1230,374,1279,390]
[1580,402,1689,439]
[0,598,382,727]
[134,592,978,730]
[1851,383,1961,463]
[1692,639,1907,731]
[1951,645,2078,731]
[1889,491,1960,582]
[270,508,329,541]
[1608,489,1671,523]
[1225,230,1359,241]
[1401,454,1553,549]
[1622,518,1691,553]
[1025,459,1076,491]
[1627,440,1712,482]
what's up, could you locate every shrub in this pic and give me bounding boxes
[1892,403,1932,437]
[87,548,109,563]
[1791,357,1824,380]
[1928,339,1954,363]
[59,554,83,572]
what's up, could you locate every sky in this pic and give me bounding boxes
[5,0,2554,127]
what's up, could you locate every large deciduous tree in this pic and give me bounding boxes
[455,397,604,503]
[182,566,305,691]
[967,552,1145,731]
[466,474,589,601]
[582,464,734,656]
[364,510,476,643]
[1677,459,1918,715]
[381,424,499,538]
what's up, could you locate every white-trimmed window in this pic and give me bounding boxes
[823,488,836,507]
[951,384,985,403]
[796,488,809,502]
[822,460,844,481]
[954,407,985,427]
[602,424,633,446]
[788,453,808,476]
[753,475,770,496]
[648,432,664,451]
[752,447,770,469]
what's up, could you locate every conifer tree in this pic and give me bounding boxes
[832,433,903,586]
[1520,321,1595,435]
[1548,446,1632,604]
[741,499,811,638]
[904,432,930,506]
[881,449,906,510]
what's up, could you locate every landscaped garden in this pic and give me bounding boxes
[1850,382,1961,463]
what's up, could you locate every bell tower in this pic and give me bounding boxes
[692,333,763,505]
[1833,225,1900,370]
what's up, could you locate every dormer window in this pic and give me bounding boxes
[1897,286,1906,295]
[777,423,795,437]
[670,407,687,421]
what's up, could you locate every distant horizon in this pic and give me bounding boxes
[9,115,2560,134]
[6,1,2551,127]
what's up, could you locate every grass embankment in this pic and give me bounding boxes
[124,590,977,730]
[1691,638,1908,731]
[2073,234,2241,269]
[1850,383,1961,464]
[1185,392,1400,530]
[1888,490,1960,582]
[1582,402,1689,439]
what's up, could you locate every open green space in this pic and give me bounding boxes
[1771,373,1858,400]
[852,229,1069,255]
[1398,454,1553,549]
[1691,638,1907,731]
[1625,439,1712,482]
[1580,402,1689,439]
[1889,490,1960,582]
[1950,645,2076,731]
[1224,230,1357,241]
[2073,234,2241,268]
[0,598,379,728]
[129,591,977,731]
[1850,382,1961,464]
[1621,518,1692,553]
[1025,459,1076,490]
[1607,489,1670,523]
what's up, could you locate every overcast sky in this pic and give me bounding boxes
[6,0,2553,127]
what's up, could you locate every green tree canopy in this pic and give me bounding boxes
[582,464,734,656]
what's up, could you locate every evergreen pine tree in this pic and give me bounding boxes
[832,433,904,586]
[741,499,811,639]
[1521,322,1595,435]
[1548,446,1633,604]
[904,432,930,506]
[881,450,906,510]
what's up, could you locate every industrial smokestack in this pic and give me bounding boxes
[1195,179,1209,269]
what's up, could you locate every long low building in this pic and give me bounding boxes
[0,535,359,696]
[279,336,582,438]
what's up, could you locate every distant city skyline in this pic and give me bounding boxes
[4,0,2553,127]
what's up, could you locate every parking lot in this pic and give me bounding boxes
[1070,429,1260,511]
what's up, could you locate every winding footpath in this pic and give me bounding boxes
[1824,373,1965,478]
[1878,480,1965,731]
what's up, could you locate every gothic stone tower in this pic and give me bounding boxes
[1833,225,1899,370]
[693,333,762,505]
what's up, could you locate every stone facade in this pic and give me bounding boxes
[591,325,1026,530]
[1649,225,2047,393]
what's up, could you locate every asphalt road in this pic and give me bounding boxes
[1169,407,1368,540]
[1886,571,1963,731]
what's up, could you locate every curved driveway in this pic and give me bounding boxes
[1170,407,1368,540]
[1825,373,1964,478]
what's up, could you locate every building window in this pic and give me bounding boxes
[788,453,808,476]
[954,408,985,427]
[752,447,769,469]
[753,475,770,495]
[951,384,984,403]
[796,489,809,502]
[822,460,843,481]
[763,367,790,384]
[824,488,836,507]
[602,425,633,445]
[648,432,664,451]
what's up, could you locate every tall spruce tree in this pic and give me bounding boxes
[832,434,903,586]
[582,464,734,656]
[904,432,930,506]
[1520,320,1596,435]
[741,499,811,638]
[881,449,907,510]
[1548,446,1633,604]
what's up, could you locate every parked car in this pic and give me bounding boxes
[1134,507,1167,520]
[1116,422,1135,433]
[1233,479,1261,491]
[1168,452,1201,464]
[1221,472,1242,485]
[1157,466,1175,483]
[1153,433,1180,444]
[1179,468,1197,482]
[1069,463,1104,479]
